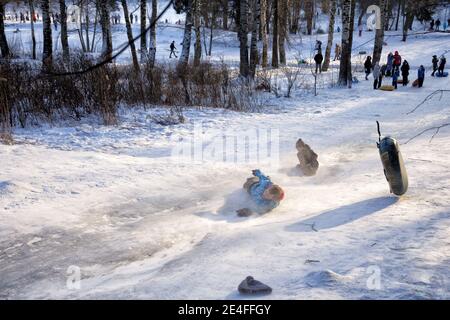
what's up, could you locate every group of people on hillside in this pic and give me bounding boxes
[364,51,446,90]
[431,54,447,77]
[430,18,450,31]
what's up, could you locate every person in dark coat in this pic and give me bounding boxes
[432,55,439,76]
[418,65,425,88]
[169,41,178,58]
[314,52,324,74]
[438,55,446,76]
[430,19,435,30]
[364,56,372,80]
[400,60,410,86]
[435,19,441,31]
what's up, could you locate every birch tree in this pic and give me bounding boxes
[260,0,268,67]
[149,0,157,67]
[179,0,194,66]
[238,0,249,77]
[372,0,388,66]
[193,0,202,66]
[322,0,336,72]
[338,0,353,87]
[99,0,112,60]
[0,1,10,58]
[140,0,147,61]
[272,0,279,68]
[249,0,260,77]
[59,0,69,62]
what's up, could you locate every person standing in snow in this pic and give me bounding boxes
[169,41,178,58]
[358,23,363,37]
[392,68,400,89]
[239,170,285,215]
[430,19,435,30]
[401,60,410,86]
[418,65,426,88]
[314,51,324,74]
[432,55,439,76]
[364,56,372,80]
[438,55,446,76]
[373,62,382,90]
[393,51,402,72]
[435,19,441,31]
[130,13,133,24]
[334,43,341,61]
[386,52,394,77]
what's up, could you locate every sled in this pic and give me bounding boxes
[397,79,409,84]
[412,79,419,87]
[379,85,395,91]
[436,72,449,77]
[376,122,408,196]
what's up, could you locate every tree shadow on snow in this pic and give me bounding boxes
[195,189,260,223]
[285,196,398,232]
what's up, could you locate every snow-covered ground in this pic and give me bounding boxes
[1,6,450,299]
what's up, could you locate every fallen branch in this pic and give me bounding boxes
[404,123,450,144]
[407,90,450,115]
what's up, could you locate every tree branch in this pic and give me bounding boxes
[407,90,450,115]
[404,123,450,144]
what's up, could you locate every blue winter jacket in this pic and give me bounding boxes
[249,170,279,213]
[418,67,425,79]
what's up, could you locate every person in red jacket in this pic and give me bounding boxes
[393,51,402,72]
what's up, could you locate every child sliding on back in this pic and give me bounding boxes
[237,170,285,216]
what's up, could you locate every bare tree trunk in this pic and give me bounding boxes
[41,0,53,66]
[239,0,249,77]
[290,0,301,34]
[395,0,402,31]
[59,0,69,61]
[193,0,202,66]
[338,0,352,86]
[272,0,279,68]
[261,0,268,67]
[305,0,313,35]
[249,0,260,77]
[402,1,414,41]
[85,12,90,52]
[179,0,194,66]
[279,0,287,65]
[347,0,356,86]
[121,0,140,72]
[149,0,157,67]
[372,0,388,66]
[0,2,9,58]
[99,0,112,60]
[222,0,228,30]
[322,0,336,72]
[209,9,215,55]
[91,9,99,52]
[28,0,36,59]
[140,0,147,61]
